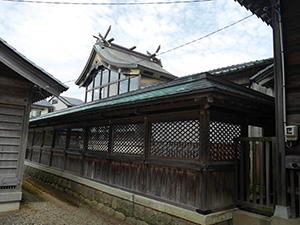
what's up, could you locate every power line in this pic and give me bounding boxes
[130,14,254,65]
[1,0,212,6]
[158,14,254,56]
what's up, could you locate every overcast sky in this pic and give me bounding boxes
[0,0,273,101]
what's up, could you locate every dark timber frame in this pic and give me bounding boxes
[26,73,275,213]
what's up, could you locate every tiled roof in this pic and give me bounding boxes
[235,0,272,26]
[33,99,54,108]
[59,96,84,106]
[207,58,273,76]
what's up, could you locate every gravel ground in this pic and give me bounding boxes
[0,178,128,225]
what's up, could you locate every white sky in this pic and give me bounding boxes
[0,0,273,101]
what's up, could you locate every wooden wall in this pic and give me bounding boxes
[26,109,240,212]
[0,70,31,192]
[283,0,300,154]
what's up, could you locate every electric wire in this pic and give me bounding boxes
[41,14,255,90]
[158,14,254,56]
[1,0,212,6]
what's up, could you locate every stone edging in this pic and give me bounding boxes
[25,161,236,225]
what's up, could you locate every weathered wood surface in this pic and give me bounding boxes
[26,111,241,211]
[235,137,276,215]
[0,103,26,187]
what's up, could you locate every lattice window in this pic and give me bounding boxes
[87,125,109,152]
[112,123,144,155]
[68,128,84,150]
[54,128,67,149]
[33,131,43,146]
[150,120,200,160]
[43,130,54,147]
[27,132,33,147]
[209,121,241,161]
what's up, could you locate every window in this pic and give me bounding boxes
[101,86,108,99]
[130,76,139,91]
[30,109,41,118]
[86,91,92,102]
[119,80,128,94]
[52,99,58,104]
[102,70,109,85]
[85,68,140,102]
[109,83,118,97]
[95,72,101,87]
[93,89,100,101]
[110,70,119,82]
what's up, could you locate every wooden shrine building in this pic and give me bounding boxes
[75,34,177,103]
[0,38,68,212]
[24,36,276,223]
[236,0,300,220]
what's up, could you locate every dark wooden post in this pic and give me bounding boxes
[64,127,70,171]
[107,121,113,183]
[81,125,88,176]
[38,130,44,164]
[272,0,288,208]
[143,116,150,193]
[49,128,56,167]
[198,109,211,213]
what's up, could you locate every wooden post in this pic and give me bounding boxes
[81,125,88,176]
[198,109,210,212]
[49,128,55,167]
[272,0,288,207]
[64,128,70,171]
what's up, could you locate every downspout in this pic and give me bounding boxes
[275,0,287,143]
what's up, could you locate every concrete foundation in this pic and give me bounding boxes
[24,161,235,225]
[0,201,20,213]
[233,210,300,225]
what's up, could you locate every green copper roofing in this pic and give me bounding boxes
[30,73,274,123]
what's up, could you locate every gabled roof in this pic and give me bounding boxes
[33,99,54,108]
[235,0,272,26]
[0,37,68,102]
[250,63,274,88]
[207,58,273,76]
[57,96,84,107]
[76,41,176,87]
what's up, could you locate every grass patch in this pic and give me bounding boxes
[24,178,79,207]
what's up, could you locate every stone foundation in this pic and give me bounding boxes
[24,161,235,225]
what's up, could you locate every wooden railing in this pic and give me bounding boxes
[234,137,276,215]
[286,155,300,218]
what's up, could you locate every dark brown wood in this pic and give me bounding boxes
[253,141,257,204]
[259,142,265,205]
[290,170,296,218]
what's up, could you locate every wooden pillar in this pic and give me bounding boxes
[272,0,288,207]
[198,109,211,213]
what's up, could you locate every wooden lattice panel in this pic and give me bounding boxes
[33,131,43,146]
[27,132,33,147]
[112,123,144,155]
[87,125,109,152]
[54,128,67,149]
[68,128,84,150]
[43,130,54,147]
[209,121,241,161]
[150,120,200,160]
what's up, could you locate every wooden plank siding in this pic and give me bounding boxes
[26,109,240,212]
[0,68,31,190]
[282,0,300,153]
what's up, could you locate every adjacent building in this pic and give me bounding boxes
[0,37,67,212]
